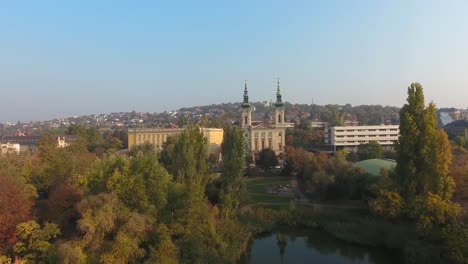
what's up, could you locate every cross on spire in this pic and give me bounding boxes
[275,78,284,107]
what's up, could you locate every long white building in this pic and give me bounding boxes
[325,125,400,152]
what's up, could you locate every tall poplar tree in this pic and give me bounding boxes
[395,83,453,200]
[219,126,246,217]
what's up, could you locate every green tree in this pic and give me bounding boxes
[219,126,246,217]
[145,224,179,264]
[107,152,172,216]
[256,148,278,170]
[330,109,343,126]
[395,83,454,200]
[13,221,60,263]
[172,126,210,189]
[357,141,383,161]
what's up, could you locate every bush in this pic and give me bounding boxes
[369,191,405,219]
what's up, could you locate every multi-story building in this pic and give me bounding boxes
[325,125,400,152]
[127,127,224,155]
[241,80,293,154]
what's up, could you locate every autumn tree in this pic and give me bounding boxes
[13,221,60,263]
[219,126,246,217]
[395,83,454,200]
[0,175,35,254]
[75,193,154,263]
[45,183,83,237]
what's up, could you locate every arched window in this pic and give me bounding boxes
[278,114,281,123]
[244,116,248,124]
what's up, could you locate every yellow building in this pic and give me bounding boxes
[128,127,223,155]
[241,80,293,154]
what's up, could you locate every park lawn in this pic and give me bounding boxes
[245,177,293,204]
[249,193,292,203]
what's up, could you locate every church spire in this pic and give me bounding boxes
[242,80,250,109]
[275,78,284,107]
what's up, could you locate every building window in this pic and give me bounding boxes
[254,139,258,151]
[278,114,281,123]
[244,116,248,125]
[268,138,272,148]
[261,139,265,149]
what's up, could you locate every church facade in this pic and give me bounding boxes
[241,80,293,154]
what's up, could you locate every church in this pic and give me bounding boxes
[241,80,293,154]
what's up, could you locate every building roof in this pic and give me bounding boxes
[0,136,42,145]
[444,120,468,128]
[352,159,396,176]
[439,112,454,127]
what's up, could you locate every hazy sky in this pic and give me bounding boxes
[1,1,468,122]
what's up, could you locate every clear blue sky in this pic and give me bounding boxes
[1,0,467,122]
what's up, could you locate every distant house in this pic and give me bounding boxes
[0,143,21,155]
[0,136,42,152]
[444,120,468,140]
[0,135,78,152]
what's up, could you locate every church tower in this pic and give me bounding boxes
[241,81,252,128]
[274,79,285,127]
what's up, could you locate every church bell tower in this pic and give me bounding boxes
[241,81,252,128]
[274,78,285,127]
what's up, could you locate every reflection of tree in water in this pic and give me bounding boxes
[304,229,367,261]
[276,233,288,264]
[238,239,253,264]
[303,229,400,264]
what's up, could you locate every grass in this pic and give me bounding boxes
[245,177,293,204]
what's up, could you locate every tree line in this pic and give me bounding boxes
[0,125,248,264]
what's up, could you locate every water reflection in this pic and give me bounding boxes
[240,229,402,264]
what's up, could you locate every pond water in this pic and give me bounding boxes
[239,229,402,264]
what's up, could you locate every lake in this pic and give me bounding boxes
[239,229,402,264]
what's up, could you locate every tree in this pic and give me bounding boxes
[395,83,454,200]
[256,148,278,170]
[330,109,343,126]
[76,193,154,262]
[369,191,405,219]
[13,221,60,263]
[0,175,35,254]
[357,141,383,161]
[145,225,178,264]
[44,183,83,237]
[171,126,210,189]
[219,126,246,217]
[106,152,172,216]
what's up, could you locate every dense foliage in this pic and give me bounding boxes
[0,126,250,264]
